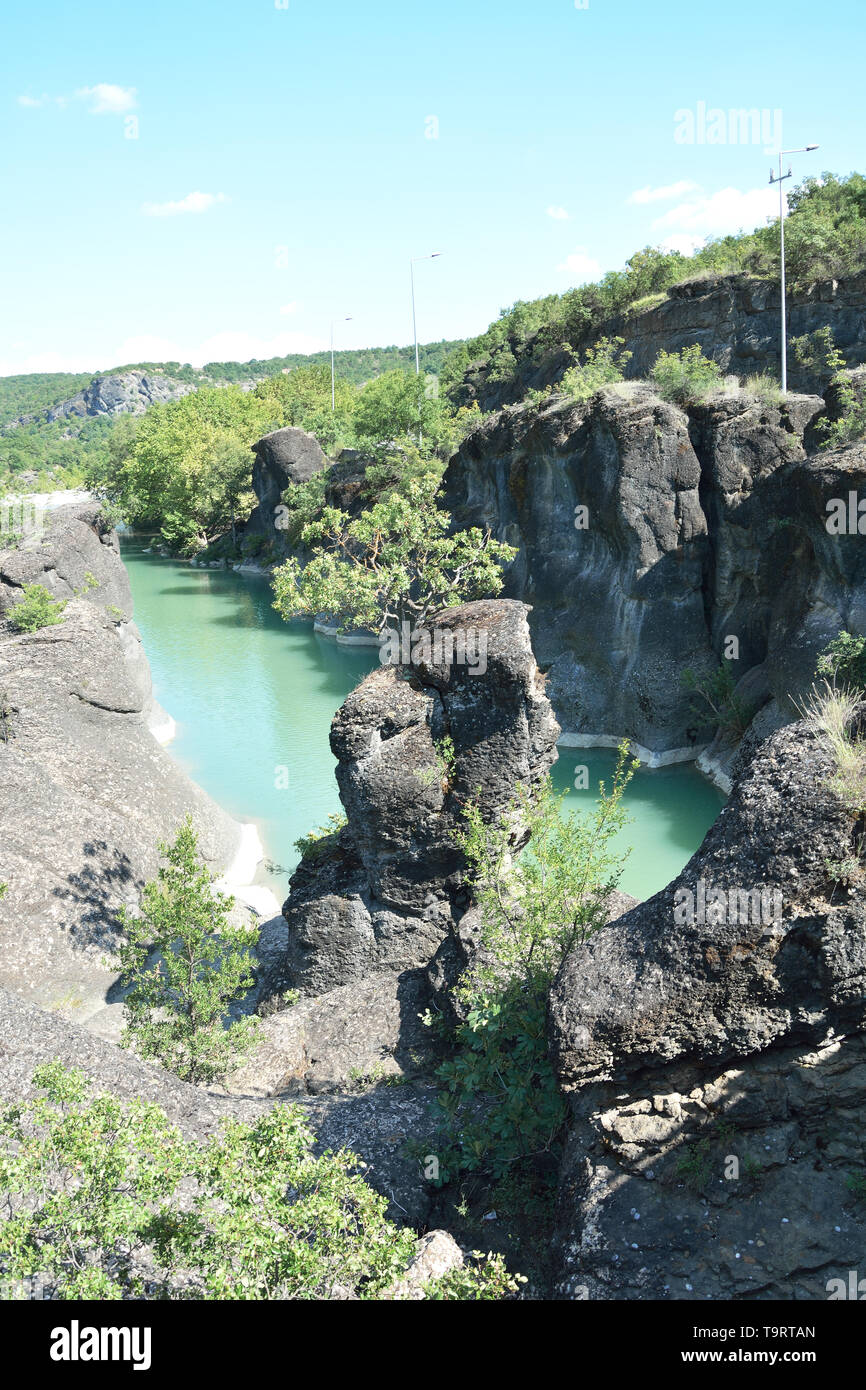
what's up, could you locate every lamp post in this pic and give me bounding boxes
[330,316,352,410]
[410,253,441,444]
[769,144,818,393]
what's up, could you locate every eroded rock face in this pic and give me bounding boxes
[0,505,243,1022]
[44,372,194,422]
[548,716,866,1299]
[444,383,866,759]
[261,600,560,1000]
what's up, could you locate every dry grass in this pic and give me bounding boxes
[799,683,866,818]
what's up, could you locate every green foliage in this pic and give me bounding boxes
[792,324,846,383]
[7,583,67,633]
[560,337,632,401]
[116,819,260,1085]
[0,1062,472,1300]
[651,344,723,405]
[428,747,637,1179]
[744,372,784,405]
[294,811,348,862]
[272,471,516,633]
[253,365,356,454]
[440,174,866,406]
[817,631,866,694]
[92,388,270,553]
[421,1252,524,1300]
[682,662,752,738]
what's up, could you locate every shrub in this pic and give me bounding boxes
[651,344,722,405]
[7,583,67,633]
[744,373,784,405]
[817,631,866,695]
[560,336,632,402]
[294,811,347,862]
[426,746,637,1180]
[800,683,866,821]
[0,1063,515,1300]
[116,819,260,1085]
[682,662,753,739]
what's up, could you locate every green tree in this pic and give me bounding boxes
[272,471,516,633]
[116,820,259,1084]
[351,369,449,452]
[817,631,866,694]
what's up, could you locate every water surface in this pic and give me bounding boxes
[122,542,725,900]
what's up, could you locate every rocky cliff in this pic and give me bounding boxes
[0,503,245,1029]
[548,713,866,1299]
[443,380,866,775]
[43,371,195,423]
[455,271,866,413]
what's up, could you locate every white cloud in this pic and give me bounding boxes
[556,246,602,282]
[651,184,778,238]
[141,191,228,218]
[17,94,47,108]
[76,83,137,114]
[546,205,570,221]
[660,233,707,256]
[279,301,299,316]
[628,180,700,205]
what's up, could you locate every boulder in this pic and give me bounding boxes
[548,715,866,1299]
[244,426,328,543]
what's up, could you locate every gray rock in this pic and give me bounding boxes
[44,372,194,423]
[548,715,866,1300]
[244,426,328,544]
[443,383,866,756]
[0,505,243,1019]
[260,599,560,1000]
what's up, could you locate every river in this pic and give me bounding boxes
[121,540,725,901]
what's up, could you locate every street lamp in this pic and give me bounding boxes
[330,316,352,410]
[769,144,819,393]
[410,252,442,375]
[410,253,442,446]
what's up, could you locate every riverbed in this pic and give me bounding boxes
[121,541,725,901]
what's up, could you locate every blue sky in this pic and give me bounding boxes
[0,0,862,376]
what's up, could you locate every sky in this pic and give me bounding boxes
[0,0,862,377]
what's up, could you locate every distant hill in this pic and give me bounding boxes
[0,338,464,489]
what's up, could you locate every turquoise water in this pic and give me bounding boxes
[121,541,725,900]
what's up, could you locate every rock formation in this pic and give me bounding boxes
[259,599,560,1002]
[44,371,194,423]
[548,714,866,1299]
[0,503,244,1026]
[443,380,866,772]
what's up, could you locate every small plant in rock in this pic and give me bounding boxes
[7,583,67,633]
[795,327,866,446]
[0,691,15,742]
[651,344,722,406]
[682,662,752,739]
[116,818,260,1085]
[294,811,347,862]
[560,336,632,402]
[800,684,866,822]
[744,372,784,405]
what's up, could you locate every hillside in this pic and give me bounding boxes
[0,338,463,489]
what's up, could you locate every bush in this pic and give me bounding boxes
[294,811,347,862]
[116,820,260,1085]
[559,336,632,402]
[816,631,866,695]
[682,662,753,739]
[426,747,637,1180]
[0,1063,518,1300]
[7,583,67,633]
[651,344,722,405]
